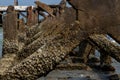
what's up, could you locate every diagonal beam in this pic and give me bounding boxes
[35,1,54,17]
[89,34,120,62]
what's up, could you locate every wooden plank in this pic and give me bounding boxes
[35,1,54,17]
[0,6,34,12]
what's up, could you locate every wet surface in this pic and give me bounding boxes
[38,59,120,80]
[38,49,120,80]
[38,70,110,80]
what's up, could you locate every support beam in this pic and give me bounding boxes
[14,0,18,6]
[35,1,54,17]
[0,21,84,80]
[27,6,38,26]
[0,6,34,12]
[78,40,93,63]
[0,12,2,25]
[0,6,19,76]
[2,6,18,55]
[89,34,120,62]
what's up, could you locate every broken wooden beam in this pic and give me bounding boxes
[0,21,84,80]
[35,1,54,17]
[18,18,66,60]
[78,40,93,63]
[0,15,57,77]
[89,34,120,62]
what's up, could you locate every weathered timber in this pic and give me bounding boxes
[0,21,85,80]
[18,17,65,61]
[2,6,18,55]
[89,34,120,62]
[0,6,74,76]
[67,0,120,43]
[59,0,66,13]
[0,54,17,75]
[56,63,89,70]
[100,51,112,65]
[25,7,76,45]
[0,14,58,77]
[14,0,18,6]
[0,12,2,25]
[78,40,93,63]
[27,6,34,26]
[25,17,63,45]
[18,7,76,60]
[18,18,26,50]
[1,0,120,79]
[35,1,54,17]
[0,6,30,76]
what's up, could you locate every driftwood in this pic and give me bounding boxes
[89,34,120,62]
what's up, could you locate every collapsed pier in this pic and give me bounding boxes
[0,0,120,80]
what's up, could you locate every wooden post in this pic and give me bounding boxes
[0,12,3,25]
[14,0,18,6]
[18,18,26,49]
[2,6,18,55]
[27,6,34,26]
[0,5,19,76]
[78,40,93,63]
[33,9,39,25]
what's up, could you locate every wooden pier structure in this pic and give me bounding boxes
[0,0,120,80]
